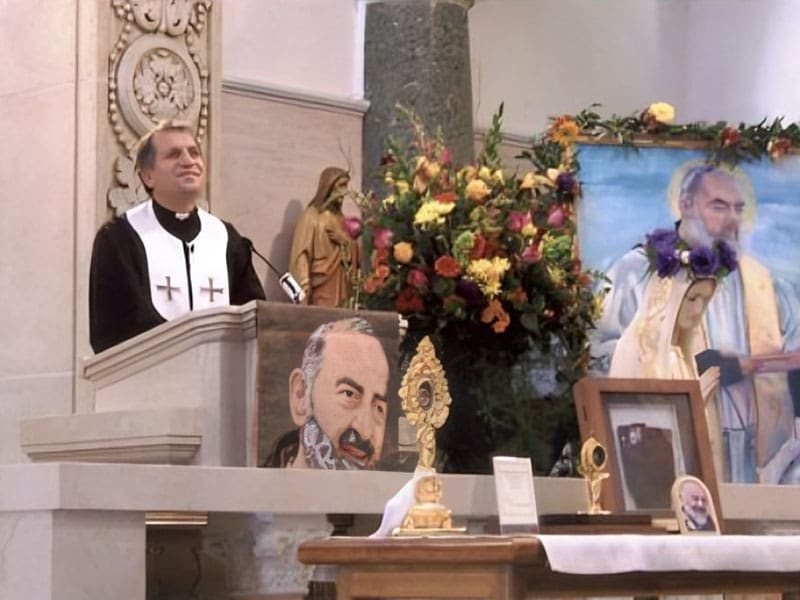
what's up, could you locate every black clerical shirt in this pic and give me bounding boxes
[89,200,265,353]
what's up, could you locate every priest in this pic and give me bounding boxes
[89,119,265,352]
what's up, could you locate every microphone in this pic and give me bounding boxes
[246,239,305,304]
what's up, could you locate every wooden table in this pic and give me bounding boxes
[298,536,800,599]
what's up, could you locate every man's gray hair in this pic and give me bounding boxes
[134,119,198,173]
[679,164,737,209]
[300,317,376,411]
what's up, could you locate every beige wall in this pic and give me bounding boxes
[218,83,367,301]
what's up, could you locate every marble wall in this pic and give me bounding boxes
[0,0,81,463]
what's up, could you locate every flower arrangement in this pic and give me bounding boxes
[644,228,738,279]
[355,105,600,472]
[358,105,600,355]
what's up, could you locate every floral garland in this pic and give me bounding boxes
[644,228,738,279]
[558,101,798,166]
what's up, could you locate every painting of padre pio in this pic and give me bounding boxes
[254,302,406,471]
[578,143,800,485]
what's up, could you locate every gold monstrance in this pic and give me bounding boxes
[579,436,611,515]
[392,336,465,535]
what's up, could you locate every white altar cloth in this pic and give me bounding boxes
[537,534,800,574]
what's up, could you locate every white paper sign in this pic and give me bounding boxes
[492,456,539,534]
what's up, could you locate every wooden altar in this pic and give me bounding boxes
[298,535,800,599]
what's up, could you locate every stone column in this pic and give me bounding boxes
[363,0,475,186]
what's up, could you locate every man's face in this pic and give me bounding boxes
[306,331,389,468]
[681,482,710,526]
[140,129,205,205]
[684,172,744,243]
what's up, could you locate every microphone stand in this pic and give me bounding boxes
[247,240,305,304]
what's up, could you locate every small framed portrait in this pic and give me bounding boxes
[671,475,721,534]
[573,377,720,518]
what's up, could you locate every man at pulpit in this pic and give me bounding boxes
[89,119,265,352]
[265,317,390,469]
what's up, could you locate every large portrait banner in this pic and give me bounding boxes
[577,143,800,484]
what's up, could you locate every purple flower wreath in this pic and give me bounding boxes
[644,228,738,279]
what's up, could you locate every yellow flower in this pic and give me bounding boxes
[520,172,536,190]
[647,102,675,124]
[384,174,394,185]
[546,168,561,182]
[382,195,396,208]
[465,179,490,203]
[478,166,492,181]
[521,223,538,238]
[492,169,505,185]
[393,242,414,264]
[413,200,455,226]
[395,180,409,195]
[458,166,477,182]
[467,257,511,297]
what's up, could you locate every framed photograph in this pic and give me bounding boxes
[671,475,721,535]
[573,376,720,518]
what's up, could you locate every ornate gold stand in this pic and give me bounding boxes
[392,337,465,536]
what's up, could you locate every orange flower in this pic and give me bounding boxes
[374,264,390,279]
[434,255,462,278]
[548,116,580,146]
[465,179,490,203]
[768,137,791,160]
[480,298,510,333]
[393,242,414,264]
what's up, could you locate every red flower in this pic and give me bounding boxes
[721,126,741,147]
[395,286,425,314]
[373,247,390,265]
[470,234,487,259]
[434,190,458,203]
[434,255,462,277]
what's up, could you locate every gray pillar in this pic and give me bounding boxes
[363,0,474,187]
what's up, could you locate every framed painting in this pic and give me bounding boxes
[253,302,408,472]
[573,376,721,519]
[577,141,800,484]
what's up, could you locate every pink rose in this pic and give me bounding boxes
[406,269,429,290]
[373,227,394,250]
[343,216,362,239]
[507,210,531,233]
[547,205,565,228]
